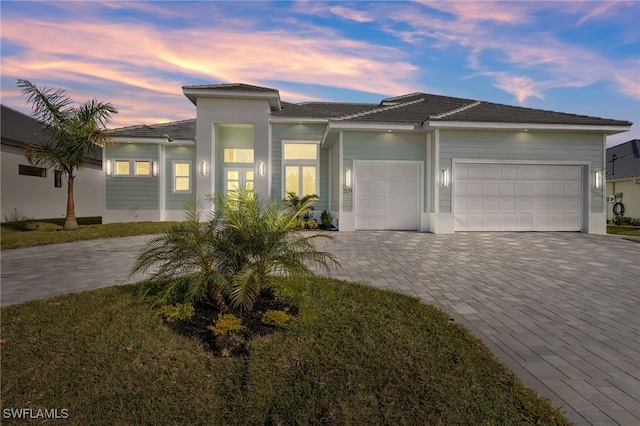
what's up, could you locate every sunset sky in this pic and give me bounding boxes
[1,1,638,146]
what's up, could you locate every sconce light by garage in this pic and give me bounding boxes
[256,162,266,176]
[344,168,352,188]
[594,169,603,189]
[200,161,209,176]
[105,159,112,176]
[152,161,158,177]
[441,168,451,188]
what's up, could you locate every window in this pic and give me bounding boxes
[225,169,254,193]
[283,142,318,197]
[223,149,254,163]
[114,160,130,176]
[173,161,191,192]
[135,161,151,176]
[19,164,46,178]
[54,170,63,188]
[112,159,152,177]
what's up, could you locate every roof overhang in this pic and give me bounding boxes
[182,87,281,110]
[110,137,195,146]
[270,117,329,124]
[426,120,632,135]
[320,121,422,147]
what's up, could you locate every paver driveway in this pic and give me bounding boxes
[1,232,639,425]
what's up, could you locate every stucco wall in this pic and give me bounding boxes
[607,179,640,220]
[1,145,104,220]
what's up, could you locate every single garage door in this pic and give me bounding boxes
[454,163,582,231]
[355,163,420,230]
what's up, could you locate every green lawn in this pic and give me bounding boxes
[1,221,178,250]
[0,279,570,425]
[607,225,640,243]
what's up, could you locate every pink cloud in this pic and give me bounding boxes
[1,16,419,127]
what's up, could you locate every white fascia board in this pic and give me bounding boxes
[328,122,418,132]
[269,117,329,124]
[426,120,631,135]
[110,137,195,145]
[182,88,280,109]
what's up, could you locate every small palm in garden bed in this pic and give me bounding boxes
[160,288,298,357]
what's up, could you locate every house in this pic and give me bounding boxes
[1,105,104,221]
[606,139,640,220]
[104,83,632,234]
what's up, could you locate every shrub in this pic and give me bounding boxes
[208,313,245,336]
[612,216,640,226]
[320,210,333,230]
[261,309,293,327]
[160,303,195,323]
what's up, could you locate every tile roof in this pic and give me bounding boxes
[272,102,378,119]
[107,119,196,141]
[607,140,640,179]
[181,83,278,93]
[274,92,630,128]
[1,105,102,165]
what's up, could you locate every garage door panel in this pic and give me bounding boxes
[355,163,420,230]
[455,163,581,231]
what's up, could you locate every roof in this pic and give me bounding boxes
[273,91,631,129]
[182,83,281,110]
[181,83,278,93]
[107,119,196,141]
[607,139,640,179]
[109,85,633,141]
[1,104,50,149]
[1,105,102,165]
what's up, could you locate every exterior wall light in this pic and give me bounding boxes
[441,168,451,188]
[200,161,209,176]
[344,168,352,188]
[594,169,603,189]
[152,161,158,177]
[105,159,112,176]
[256,162,266,176]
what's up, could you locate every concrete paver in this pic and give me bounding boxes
[1,231,639,425]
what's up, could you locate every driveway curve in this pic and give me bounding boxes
[2,232,639,425]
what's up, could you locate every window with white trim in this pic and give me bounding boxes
[173,161,191,193]
[223,148,254,163]
[112,159,152,177]
[283,142,318,197]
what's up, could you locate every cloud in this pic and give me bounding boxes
[0,13,418,127]
[329,5,375,23]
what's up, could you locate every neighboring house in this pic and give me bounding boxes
[1,105,104,221]
[105,83,632,234]
[606,139,640,221]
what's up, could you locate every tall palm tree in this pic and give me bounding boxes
[17,79,118,230]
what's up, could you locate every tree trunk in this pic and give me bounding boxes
[64,175,78,230]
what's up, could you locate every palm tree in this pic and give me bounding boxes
[17,79,118,230]
[132,189,338,311]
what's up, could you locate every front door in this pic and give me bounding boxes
[224,168,254,194]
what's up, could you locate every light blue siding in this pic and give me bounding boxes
[438,130,604,213]
[165,145,196,210]
[106,144,159,210]
[330,139,341,211]
[342,131,428,213]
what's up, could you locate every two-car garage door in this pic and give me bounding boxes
[454,163,582,231]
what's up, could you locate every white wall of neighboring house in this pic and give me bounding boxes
[607,179,640,221]
[1,145,104,221]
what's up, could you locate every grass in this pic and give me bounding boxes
[607,225,640,243]
[1,221,178,250]
[0,279,570,425]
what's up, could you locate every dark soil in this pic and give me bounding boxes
[164,288,297,357]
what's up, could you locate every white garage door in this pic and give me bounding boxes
[355,163,420,230]
[454,163,582,231]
